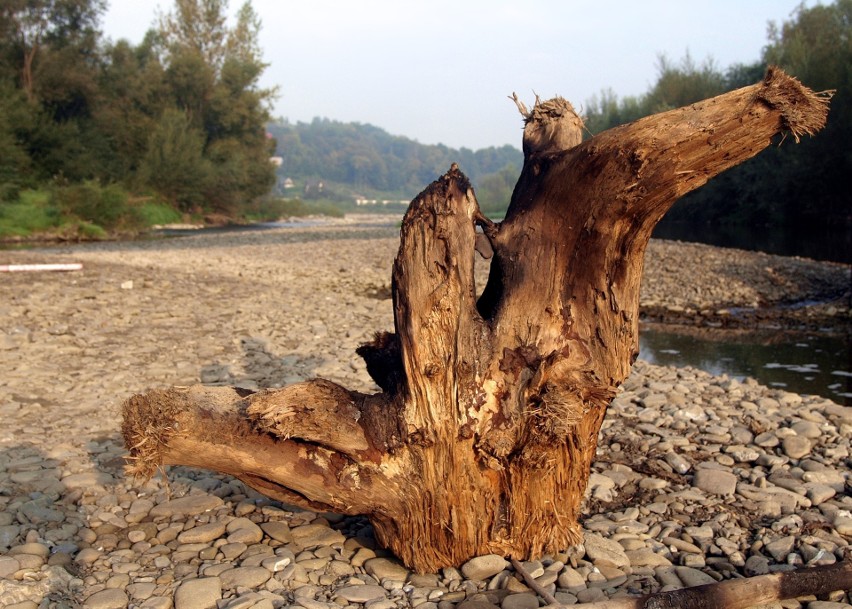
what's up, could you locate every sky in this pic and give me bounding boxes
[102,0,810,150]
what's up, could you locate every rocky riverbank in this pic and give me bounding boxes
[1,216,850,608]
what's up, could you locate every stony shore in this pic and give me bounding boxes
[1,215,851,609]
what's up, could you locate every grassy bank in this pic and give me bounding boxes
[0,184,344,243]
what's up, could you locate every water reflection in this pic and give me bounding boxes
[639,325,851,405]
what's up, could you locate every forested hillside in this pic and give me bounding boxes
[583,0,850,227]
[267,119,522,213]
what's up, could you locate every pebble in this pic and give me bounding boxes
[174,577,222,609]
[149,495,224,518]
[461,555,509,581]
[83,589,128,609]
[583,533,630,569]
[290,524,345,548]
[501,593,538,609]
[219,566,271,589]
[178,521,226,543]
[335,584,388,603]
[364,557,411,581]
[692,469,738,496]
[782,436,813,460]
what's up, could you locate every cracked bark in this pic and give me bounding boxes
[123,67,831,573]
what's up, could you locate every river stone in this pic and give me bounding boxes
[364,557,411,581]
[675,566,716,587]
[9,542,50,558]
[791,420,822,438]
[150,495,223,518]
[764,535,796,562]
[0,555,20,578]
[83,589,128,609]
[625,548,672,567]
[219,566,271,589]
[782,436,812,460]
[174,577,222,609]
[692,469,737,496]
[583,533,630,569]
[501,593,539,609]
[260,521,291,542]
[335,584,388,603]
[461,554,509,580]
[19,500,64,523]
[832,516,852,536]
[226,518,263,544]
[61,472,114,489]
[0,524,20,548]
[290,523,345,548]
[557,567,586,591]
[178,521,226,544]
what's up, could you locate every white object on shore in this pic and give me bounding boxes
[0,263,83,272]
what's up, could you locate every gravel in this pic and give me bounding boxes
[1,215,849,607]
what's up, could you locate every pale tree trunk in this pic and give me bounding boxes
[123,67,831,575]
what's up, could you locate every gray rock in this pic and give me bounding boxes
[665,453,691,474]
[501,593,539,609]
[363,556,410,581]
[764,535,796,562]
[0,555,21,578]
[178,521,226,544]
[150,495,223,518]
[61,472,114,489]
[833,515,852,536]
[260,521,291,542]
[624,548,672,567]
[0,524,20,548]
[19,499,64,523]
[583,533,630,569]
[791,420,822,438]
[219,566,271,589]
[290,523,345,548]
[174,577,222,609]
[744,555,770,576]
[334,584,388,603]
[83,589,128,609]
[782,436,812,460]
[461,554,509,581]
[675,566,716,587]
[557,567,586,591]
[692,469,737,496]
[226,518,263,544]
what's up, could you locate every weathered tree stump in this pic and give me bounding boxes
[123,67,830,573]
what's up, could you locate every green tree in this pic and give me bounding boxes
[0,0,104,102]
[138,108,211,212]
[153,0,276,214]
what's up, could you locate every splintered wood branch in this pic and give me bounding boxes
[122,67,831,572]
[544,560,852,609]
[121,384,398,514]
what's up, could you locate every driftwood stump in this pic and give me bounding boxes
[123,67,830,573]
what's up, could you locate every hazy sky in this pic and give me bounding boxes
[102,0,809,150]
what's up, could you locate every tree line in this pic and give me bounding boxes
[0,0,276,237]
[584,0,850,227]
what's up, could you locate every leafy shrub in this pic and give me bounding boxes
[51,181,132,230]
[0,190,61,237]
[132,199,183,226]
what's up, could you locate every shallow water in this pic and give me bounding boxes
[639,325,851,405]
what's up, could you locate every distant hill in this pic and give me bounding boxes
[267,118,522,205]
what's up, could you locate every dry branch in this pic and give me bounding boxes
[122,67,832,572]
[543,560,852,609]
